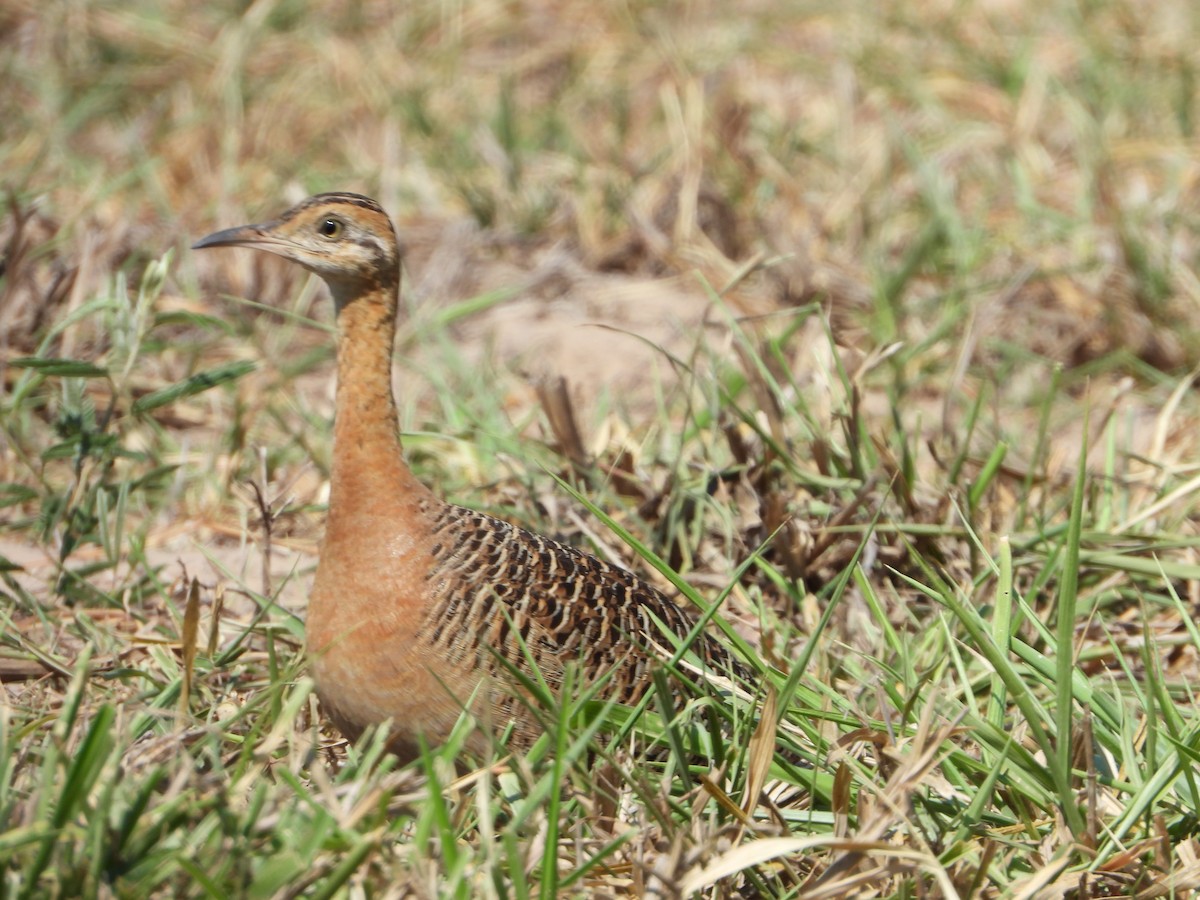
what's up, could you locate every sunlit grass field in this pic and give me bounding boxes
[4,0,1200,895]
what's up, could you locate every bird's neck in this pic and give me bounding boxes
[326,284,433,538]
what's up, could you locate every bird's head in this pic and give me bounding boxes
[193,193,400,308]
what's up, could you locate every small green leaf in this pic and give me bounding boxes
[9,358,109,378]
[152,310,236,335]
[0,483,39,508]
[132,361,256,414]
[42,433,119,461]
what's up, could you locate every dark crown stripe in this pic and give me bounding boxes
[278,192,387,223]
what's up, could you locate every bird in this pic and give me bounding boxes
[193,193,748,763]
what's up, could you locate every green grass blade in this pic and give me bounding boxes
[132,360,257,414]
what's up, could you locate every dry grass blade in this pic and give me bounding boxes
[740,683,778,824]
[179,576,200,716]
[698,772,748,823]
[1009,857,1073,900]
[677,836,834,895]
[0,656,55,681]
[534,373,590,468]
[678,837,957,897]
[206,582,224,657]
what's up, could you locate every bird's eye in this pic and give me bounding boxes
[318,218,343,238]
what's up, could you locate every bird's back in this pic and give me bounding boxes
[422,503,743,705]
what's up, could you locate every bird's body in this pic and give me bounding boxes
[194,193,743,761]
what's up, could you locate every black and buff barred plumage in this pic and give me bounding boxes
[423,505,742,700]
[194,193,748,762]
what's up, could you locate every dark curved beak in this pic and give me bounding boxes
[193,224,260,250]
[192,223,294,252]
